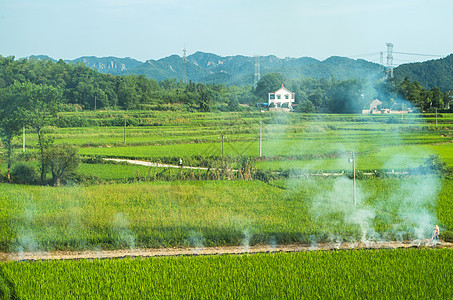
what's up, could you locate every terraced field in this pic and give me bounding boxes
[1,111,452,299]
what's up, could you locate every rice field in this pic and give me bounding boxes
[1,111,452,298]
[1,249,452,299]
[12,112,452,173]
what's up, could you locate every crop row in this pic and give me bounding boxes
[1,249,452,299]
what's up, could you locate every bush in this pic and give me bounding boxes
[11,163,38,184]
[441,230,453,243]
[82,155,106,164]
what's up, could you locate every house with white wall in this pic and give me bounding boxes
[268,84,295,111]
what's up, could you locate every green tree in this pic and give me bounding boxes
[0,82,27,180]
[21,82,62,183]
[328,79,364,113]
[228,94,239,111]
[430,86,443,109]
[45,143,80,186]
[297,100,316,113]
[254,73,286,100]
[196,83,212,112]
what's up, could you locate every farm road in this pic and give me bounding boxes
[103,158,398,177]
[2,240,451,262]
[104,158,211,170]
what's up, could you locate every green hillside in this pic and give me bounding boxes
[394,54,453,92]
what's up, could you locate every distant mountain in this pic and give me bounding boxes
[28,52,383,86]
[128,52,382,86]
[71,56,143,75]
[394,54,453,91]
[28,55,142,75]
[28,55,57,62]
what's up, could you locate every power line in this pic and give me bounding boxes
[349,52,381,58]
[393,51,443,57]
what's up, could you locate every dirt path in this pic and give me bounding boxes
[104,158,211,170]
[2,240,451,262]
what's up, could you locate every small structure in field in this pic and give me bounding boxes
[268,84,295,111]
[362,99,412,114]
[362,99,384,114]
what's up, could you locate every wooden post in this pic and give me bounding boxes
[23,126,25,152]
[222,135,225,161]
[435,108,438,129]
[124,117,126,144]
[218,135,227,166]
[259,121,262,157]
[352,151,356,207]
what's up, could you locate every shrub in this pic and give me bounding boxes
[11,163,38,184]
[441,230,453,243]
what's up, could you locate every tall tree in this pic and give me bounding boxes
[254,73,287,100]
[196,83,212,112]
[21,82,62,183]
[45,143,80,186]
[0,82,27,180]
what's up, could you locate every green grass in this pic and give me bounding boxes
[1,112,452,250]
[5,112,451,174]
[78,163,158,181]
[0,177,450,252]
[1,249,452,299]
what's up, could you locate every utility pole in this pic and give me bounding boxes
[124,117,127,144]
[94,95,97,112]
[221,135,225,161]
[219,135,227,166]
[259,121,262,157]
[22,126,25,152]
[350,151,357,207]
[436,108,438,129]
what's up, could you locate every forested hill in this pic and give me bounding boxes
[394,54,453,92]
[29,52,382,86]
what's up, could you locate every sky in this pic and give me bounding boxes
[0,0,452,65]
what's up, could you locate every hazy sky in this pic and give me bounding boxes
[1,0,451,64]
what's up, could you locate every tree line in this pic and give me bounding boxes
[0,81,80,185]
[0,56,253,112]
[1,56,452,185]
[1,56,451,115]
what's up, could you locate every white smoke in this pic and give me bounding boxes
[111,212,136,250]
[15,205,42,256]
[186,230,205,253]
[242,229,251,253]
[310,176,377,243]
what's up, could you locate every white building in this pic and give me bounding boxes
[362,99,412,114]
[268,84,295,111]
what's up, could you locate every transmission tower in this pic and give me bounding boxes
[183,47,188,84]
[380,51,384,71]
[386,42,394,78]
[254,55,261,88]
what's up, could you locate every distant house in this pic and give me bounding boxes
[362,99,385,114]
[362,99,412,114]
[370,99,382,110]
[268,84,295,111]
